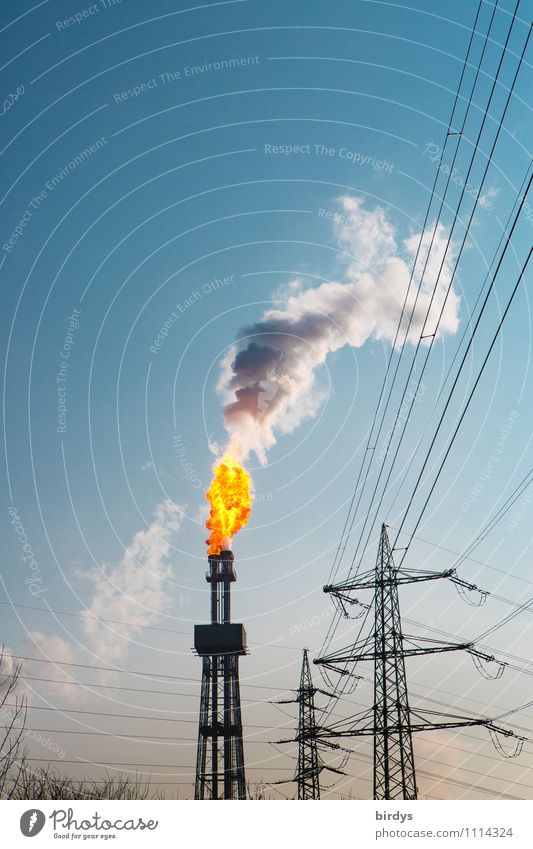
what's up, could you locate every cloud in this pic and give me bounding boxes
[25,500,184,699]
[217,195,460,464]
[479,186,500,210]
[0,644,31,728]
[79,499,184,663]
[23,632,80,703]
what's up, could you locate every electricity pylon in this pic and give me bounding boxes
[274,649,345,799]
[315,524,523,799]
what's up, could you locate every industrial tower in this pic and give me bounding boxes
[275,649,345,799]
[315,524,523,799]
[194,549,246,799]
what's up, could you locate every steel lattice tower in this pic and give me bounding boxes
[373,525,416,799]
[315,524,523,799]
[296,649,321,799]
[275,649,345,799]
[194,549,246,799]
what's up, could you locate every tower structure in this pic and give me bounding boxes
[194,549,246,799]
[372,526,416,799]
[315,524,523,799]
[275,649,345,799]
[295,649,321,799]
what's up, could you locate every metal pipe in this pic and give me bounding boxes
[211,657,218,800]
[210,559,218,624]
[223,575,231,623]
[223,656,232,798]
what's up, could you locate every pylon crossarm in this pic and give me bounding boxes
[485,722,527,741]
[323,570,375,594]
[314,716,526,749]
[315,660,365,675]
[411,721,525,741]
[316,640,472,664]
[404,634,473,653]
[325,568,462,594]
[318,739,355,755]
[321,764,346,777]
[316,713,374,738]
[399,567,489,604]
[409,720,494,732]
[449,573,488,595]
[392,572,455,586]
[316,719,485,738]
[315,687,339,699]
[397,567,455,581]
[316,726,377,738]
[314,635,374,668]
[409,709,524,741]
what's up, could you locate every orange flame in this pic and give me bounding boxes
[205,454,253,555]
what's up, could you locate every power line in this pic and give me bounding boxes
[344,0,510,580]
[388,465,533,583]
[477,595,533,642]
[2,653,300,687]
[12,724,533,764]
[375,16,533,564]
[0,599,303,651]
[324,0,488,591]
[394,243,532,565]
[320,0,524,663]
[352,1,529,582]
[450,469,533,567]
[18,757,292,771]
[14,675,284,704]
[383,173,533,526]
[1,727,275,743]
[8,633,533,704]
[12,739,531,799]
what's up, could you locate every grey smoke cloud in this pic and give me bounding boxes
[218,195,460,464]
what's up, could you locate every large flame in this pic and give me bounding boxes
[205,454,253,555]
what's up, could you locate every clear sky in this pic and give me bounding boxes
[1,0,532,799]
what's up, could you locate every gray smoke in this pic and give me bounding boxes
[217,195,460,464]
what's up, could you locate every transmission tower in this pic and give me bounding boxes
[194,549,246,799]
[315,524,523,800]
[275,649,345,799]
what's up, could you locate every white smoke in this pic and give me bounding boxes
[26,499,184,698]
[218,195,460,464]
[79,499,184,662]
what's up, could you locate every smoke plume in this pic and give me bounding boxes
[218,195,460,464]
[26,500,185,698]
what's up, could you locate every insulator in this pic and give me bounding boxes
[471,651,505,679]
[488,726,524,759]
[454,580,488,607]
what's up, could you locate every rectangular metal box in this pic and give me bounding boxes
[194,623,247,656]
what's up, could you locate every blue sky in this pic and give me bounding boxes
[1,0,532,799]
